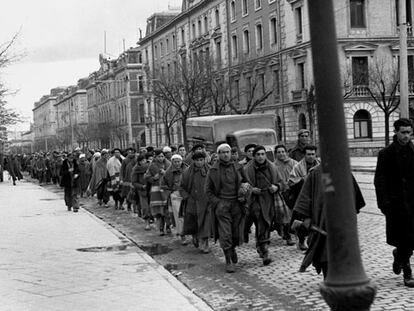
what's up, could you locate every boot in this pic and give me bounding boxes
[231,247,238,264]
[114,202,119,210]
[181,235,188,246]
[283,225,295,246]
[224,250,235,273]
[403,263,414,287]
[201,238,210,254]
[144,219,151,231]
[192,235,199,248]
[260,244,272,266]
[393,248,402,275]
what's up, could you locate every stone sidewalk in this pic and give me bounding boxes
[0,177,212,311]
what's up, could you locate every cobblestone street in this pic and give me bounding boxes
[2,167,414,310]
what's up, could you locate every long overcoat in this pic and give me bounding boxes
[205,160,249,244]
[294,165,365,273]
[374,136,414,248]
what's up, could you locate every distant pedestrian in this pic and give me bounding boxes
[78,154,91,197]
[60,152,80,212]
[88,149,109,207]
[131,155,151,230]
[374,118,414,287]
[107,148,124,210]
[289,129,311,162]
[145,149,171,236]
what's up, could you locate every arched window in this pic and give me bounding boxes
[353,109,372,138]
[299,113,307,130]
[276,115,283,142]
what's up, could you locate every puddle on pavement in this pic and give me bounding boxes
[39,198,59,201]
[164,263,195,271]
[138,243,172,256]
[76,243,134,252]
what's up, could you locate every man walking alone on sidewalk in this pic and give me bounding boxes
[375,118,414,287]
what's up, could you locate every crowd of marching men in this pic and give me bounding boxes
[1,128,351,276]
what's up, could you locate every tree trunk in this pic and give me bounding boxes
[384,112,390,146]
[165,123,171,146]
[181,118,188,150]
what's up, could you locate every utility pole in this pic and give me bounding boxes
[400,0,409,118]
[307,1,376,310]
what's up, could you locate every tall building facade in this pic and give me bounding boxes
[86,48,146,149]
[33,87,66,151]
[55,79,88,151]
[140,0,414,154]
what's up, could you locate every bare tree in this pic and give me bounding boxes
[227,70,273,114]
[365,57,400,146]
[149,54,212,147]
[0,31,24,127]
[153,99,180,146]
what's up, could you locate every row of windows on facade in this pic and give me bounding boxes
[90,75,145,104]
[148,0,412,64]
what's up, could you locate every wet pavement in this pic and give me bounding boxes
[0,176,211,311]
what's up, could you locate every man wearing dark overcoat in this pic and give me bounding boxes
[245,145,282,266]
[60,152,80,212]
[374,118,414,287]
[205,143,250,273]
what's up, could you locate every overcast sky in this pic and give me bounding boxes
[1,0,181,131]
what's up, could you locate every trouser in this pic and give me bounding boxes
[252,212,271,253]
[97,182,109,204]
[395,247,413,265]
[157,213,171,232]
[170,191,184,235]
[111,191,124,206]
[64,187,79,210]
[215,199,243,251]
[138,194,150,219]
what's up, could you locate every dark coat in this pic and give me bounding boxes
[205,160,250,243]
[374,136,414,248]
[181,163,211,237]
[294,165,365,273]
[245,160,281,226]
[60,159,80,189]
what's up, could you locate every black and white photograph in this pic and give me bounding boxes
[1,0,414,310]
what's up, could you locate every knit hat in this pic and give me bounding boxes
[171,154,183,161]
[162,146,172,153]
[217,143,231,153]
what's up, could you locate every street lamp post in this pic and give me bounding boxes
[307,1,376,310]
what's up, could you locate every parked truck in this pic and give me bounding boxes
[186,114,278,160]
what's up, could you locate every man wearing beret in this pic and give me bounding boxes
[205,143,250,273]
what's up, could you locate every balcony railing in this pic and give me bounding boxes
[291,89,307,101]
[346,83,414,98]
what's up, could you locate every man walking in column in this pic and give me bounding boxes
[205,143,250,273]
[375,118,414,287]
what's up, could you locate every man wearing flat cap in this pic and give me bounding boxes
[205,143,250,273]
[289,129,311,162]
